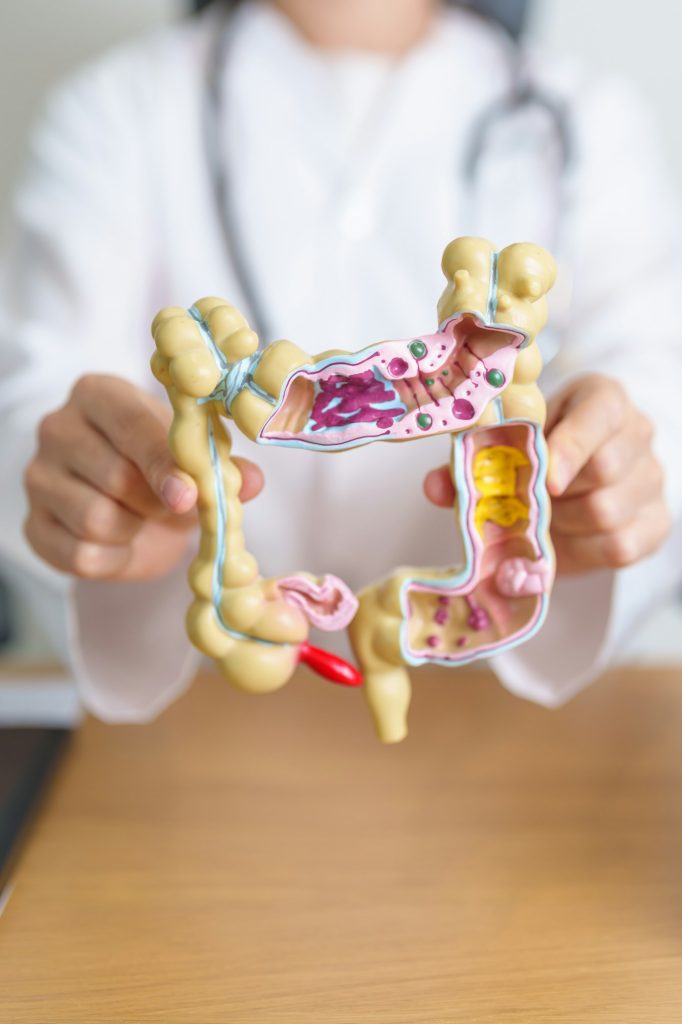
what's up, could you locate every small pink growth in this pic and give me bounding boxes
[495,557,553,597]
[465,596,490,631]
[453,398,475,420]
[387,357,409,377]
[279,574,358,630]
[468,608,490,631]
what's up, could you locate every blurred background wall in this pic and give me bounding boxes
[0,0,179,221]
[0,0,680,658]
[1,0,680,212]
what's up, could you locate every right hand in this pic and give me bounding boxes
[24,374,263,581]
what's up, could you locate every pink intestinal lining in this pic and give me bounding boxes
[278,574,358,631]
[260,314,526,448]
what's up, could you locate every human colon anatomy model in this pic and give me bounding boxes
[151,237,556,743]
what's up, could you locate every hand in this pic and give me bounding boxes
[423,374,671,575]
[541,374,670,573]
[24,374,263,581]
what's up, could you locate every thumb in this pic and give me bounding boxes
[72,375,198,515]
[124,407,196,514]
[424,464,456,508]
[232,457,265,503]
[150,457,262,512]
[158,468,198,514]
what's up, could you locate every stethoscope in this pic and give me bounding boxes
[203,6,576,362]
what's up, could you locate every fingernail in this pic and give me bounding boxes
[161,475,191,510]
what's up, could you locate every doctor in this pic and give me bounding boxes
[0,0,679,721]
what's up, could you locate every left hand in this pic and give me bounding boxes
[423,374,672,575]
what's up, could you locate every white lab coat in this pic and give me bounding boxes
[1,0,681,721]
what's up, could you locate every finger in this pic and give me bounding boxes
[554,499,672,574]
[562,411,654,497]
[39,407,163,518]
[232,457,264,503]
[25,460,144,544]
[423,465,456,508]
[24,508,132,579]
[72,376,197,513]
[62,418,260,507]
[551,455,664,537]
[547,379,628,496]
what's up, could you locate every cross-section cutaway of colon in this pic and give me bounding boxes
[151,237,556,743]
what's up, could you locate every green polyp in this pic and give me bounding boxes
[486,368,505,388]
[416,412,432,429]
[409,340,427,359]
[425,377,435,387]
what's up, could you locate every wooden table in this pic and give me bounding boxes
[1,665,682,1023]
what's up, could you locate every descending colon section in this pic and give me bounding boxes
[402,422,551,664]
[259,312,527,450]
